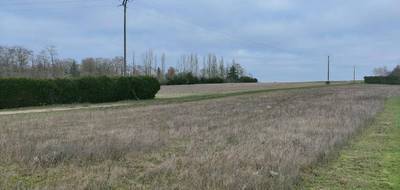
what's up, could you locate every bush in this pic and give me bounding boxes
[0,76,160,109]
[364,76,400,84]
[238,76,258,83]
[167,73,200,85]
[131,76,160,99]
[200,77,225,84]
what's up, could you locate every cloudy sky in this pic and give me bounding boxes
[1,0,399,82]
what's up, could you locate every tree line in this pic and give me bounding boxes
[0,45,257,84]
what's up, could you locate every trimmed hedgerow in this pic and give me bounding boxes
[238,76,258,83]
[200,77,225,84]
[364,76,400,84]
[0,76,160,109]
[166,73,200,85]
[165,72,258,85]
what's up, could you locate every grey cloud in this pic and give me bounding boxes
[1,0,399,81]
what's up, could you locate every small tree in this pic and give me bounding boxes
[227,65,239,81]
[167,67,176,80]
[69,60,80,77]
[156,67,163,81]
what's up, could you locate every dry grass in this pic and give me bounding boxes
[156,82,328,98]
[0,84,399,189]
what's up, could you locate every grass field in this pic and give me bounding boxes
[0,84,399,189]
[303,97,400,189]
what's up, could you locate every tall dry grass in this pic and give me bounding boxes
[0,84,399,189]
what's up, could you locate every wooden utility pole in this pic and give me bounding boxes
[121,0,130,76]
[326,56,330,84]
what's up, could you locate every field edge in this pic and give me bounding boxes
[301,97,400,189]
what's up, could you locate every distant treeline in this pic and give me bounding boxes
[365,65,400,84]
[166,72,257,85]
[0,45,257,84]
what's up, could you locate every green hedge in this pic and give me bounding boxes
[364,76,400,84]
[200,77,225,84]
[166,73,200,85]
[0,76,160,109]
[165,72,257,85]
[238,76,258,83]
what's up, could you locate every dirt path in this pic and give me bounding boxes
[0,103,132,116]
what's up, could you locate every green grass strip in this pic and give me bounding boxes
[303,97,400,189]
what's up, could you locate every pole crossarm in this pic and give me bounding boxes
[121,0,129,6]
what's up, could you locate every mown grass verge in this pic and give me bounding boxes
[302,97,400,189]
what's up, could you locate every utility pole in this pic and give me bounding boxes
[353,65,356,83]
[132,51,135,76]
[121,0,131,76]
[326,56,330,84]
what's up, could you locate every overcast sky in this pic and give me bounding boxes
[1,0,399,82]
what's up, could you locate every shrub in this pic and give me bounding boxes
[0,76,160,109]
[131,76,160,99]
[364,76,400,84]
[200,77,225,84]
[167,73,200,85]
[238,76,258,83]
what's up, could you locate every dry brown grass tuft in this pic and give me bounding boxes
[0,84,399,189]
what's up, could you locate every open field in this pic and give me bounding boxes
[303,97,400,189]
[1,84,399,189]
[157,82,339,98]
[0,82,347,116]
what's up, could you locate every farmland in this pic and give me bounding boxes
[157,82,336,98]
[0,84,400,189]
[0,82,335,116]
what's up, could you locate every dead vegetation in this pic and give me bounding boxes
[156,82,326,98]
[1,84,399,189]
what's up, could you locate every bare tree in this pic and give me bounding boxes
[161,53,166,80]
[390,65,400,77]
[219,57,225,78]
[373,66,390,76]
[167,66,176,80]
[81,58,96,76]
[15,47,33,77]
[143,50,155,76]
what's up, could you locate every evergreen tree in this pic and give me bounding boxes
[227,65,239,81]
[69,60,80,77]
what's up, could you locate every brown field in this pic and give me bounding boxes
[1,84,399,189]
[156,82,330,98]
[0,82,332,116]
